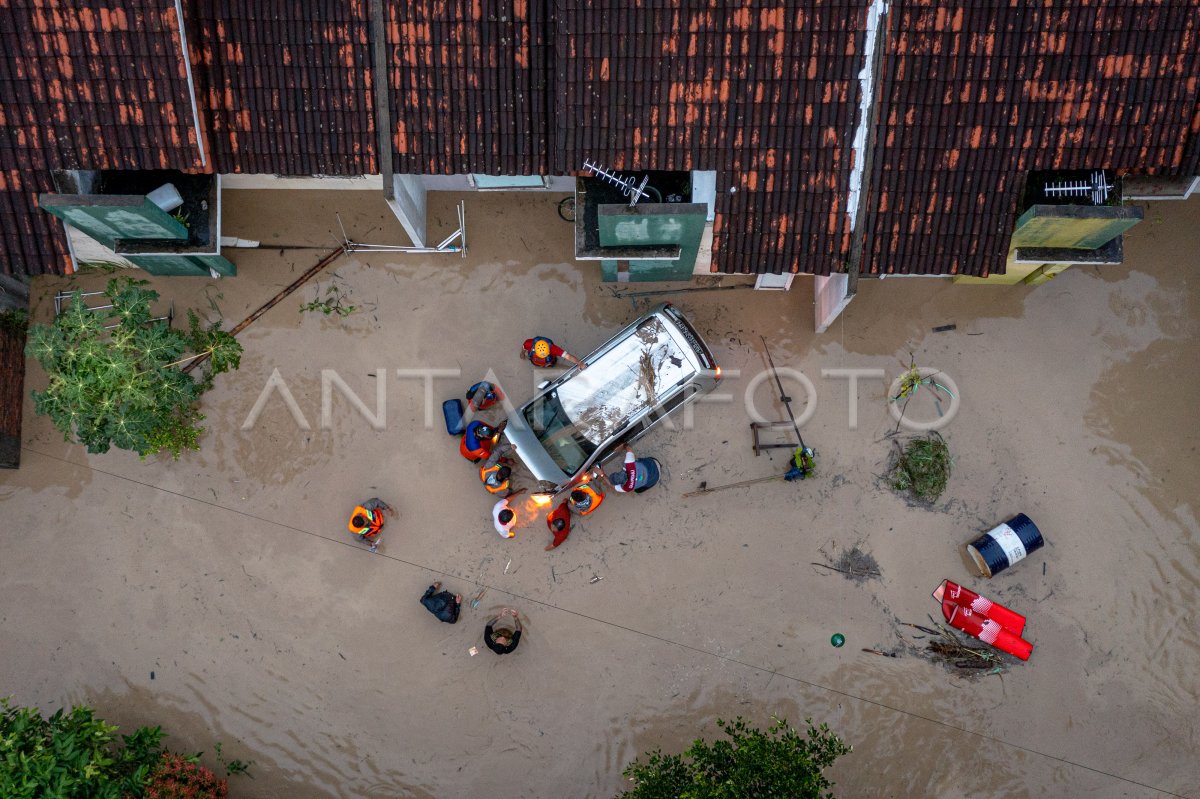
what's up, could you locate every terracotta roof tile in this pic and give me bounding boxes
[389,0,551,176]
[552,1,866,275]
[192,1,377,176]
[867,1,1200,276]
[4,1,1200,278]
[0,0,203,275]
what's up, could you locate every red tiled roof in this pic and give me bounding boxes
[386,1,866,275]
[4,2,1200,279]
[0,0,206,275]
[191,0,377,175]
[866,2,1200,277]
[388,0,551,176]
[552,3,866,275]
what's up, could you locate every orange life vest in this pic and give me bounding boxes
[480,463,511,494]
[467,381,503,412]
[568,483,604,516]
[460,421,495,462]
[348,506,384,537]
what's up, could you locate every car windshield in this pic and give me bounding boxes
[522,390,598,475]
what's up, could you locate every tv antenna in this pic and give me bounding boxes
[1043,170,1114,205]
[583,158,651,207]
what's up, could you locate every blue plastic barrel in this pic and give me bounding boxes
[967,513,1044,578]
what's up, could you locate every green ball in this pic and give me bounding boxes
[830,633,846,648]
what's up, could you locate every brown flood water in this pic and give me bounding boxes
[2,190,1197,797]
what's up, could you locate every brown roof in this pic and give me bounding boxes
[191,0,377,175]
[388,0,551,176]
[386,1,866,275]
[3,1,1200,279]
[866,2,1200,277]
[0,0,205,275]
[550,3,865,275]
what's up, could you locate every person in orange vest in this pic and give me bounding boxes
[521,336,585,369]
[466,381,504,411]
[460,420,497,462]
[480,463,514,495]
[544,500,572,551]
[348,498,395,550]
[567,483,604,516]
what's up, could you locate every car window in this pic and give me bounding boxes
[522,391,598,475]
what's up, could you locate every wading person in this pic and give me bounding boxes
[460,420,497,463]
[347,498,395,549]
[521,336,585,369]
[604,443,661,494]
[466,381,503,411]
[544,500,572,551]
[484,608,522,655]
[420,582,462,624]
[784,446,816,481]
[480,463,514,496]
[493,497,517,538]
[567,484,604,516]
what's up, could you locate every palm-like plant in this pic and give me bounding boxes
[26,277,241,458]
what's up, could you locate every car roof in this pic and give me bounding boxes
[556,314,698,447]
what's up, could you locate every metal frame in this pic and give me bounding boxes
[337,200,467,257]
[751,422,798,456]
[53,290,174,329]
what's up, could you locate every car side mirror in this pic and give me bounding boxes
[537,380,550,390]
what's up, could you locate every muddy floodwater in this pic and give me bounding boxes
[2,190,1197,798]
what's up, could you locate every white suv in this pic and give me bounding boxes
[504,303,721,492]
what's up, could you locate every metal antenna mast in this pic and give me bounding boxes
[582,158,651,207]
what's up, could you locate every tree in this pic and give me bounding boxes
[25,278,241,458]
[0,699,235,799]
[0,698,166,799]
[618,716,851,799]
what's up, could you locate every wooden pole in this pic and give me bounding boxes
[682,473,784,498]
[183,246,346,374]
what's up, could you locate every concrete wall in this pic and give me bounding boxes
[419,175,576,191]
[220,174,385,190]
[389,174,428,247]
[814,273,853,333]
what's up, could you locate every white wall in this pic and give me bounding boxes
[813,273,853,333]
[389,174,428,247]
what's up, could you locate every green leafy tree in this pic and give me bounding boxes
[619,716,851,799]
[25,278,241,458]
[0,698,165,799]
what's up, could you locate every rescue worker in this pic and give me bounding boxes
[544,500,572,551]
[348,497,395,548]
[466,381,504,411]
[480,463,513,495]
[567,483,604,516]
[460,420,497,462]
[784,446,816,481]
[521,336,585,369]
[605,443,661,494]
[492,497,517,538]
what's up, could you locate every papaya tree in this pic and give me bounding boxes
[25,277,241,458]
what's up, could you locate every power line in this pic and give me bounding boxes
[19,446,1189,798]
